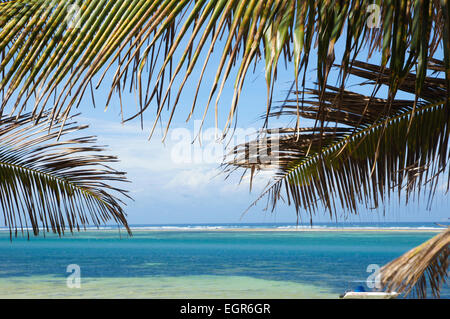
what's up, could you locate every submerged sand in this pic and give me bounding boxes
[0,275,336,299]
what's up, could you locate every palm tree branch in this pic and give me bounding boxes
[231,93,447,215]
[0,0,448,138]
[0,158,117,212]
[0,112,131,237]
[380,227,450,298]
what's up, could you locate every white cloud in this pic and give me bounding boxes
[78,116,276,201]
[164,168,219,190]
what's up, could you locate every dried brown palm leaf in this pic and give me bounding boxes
[380,227,450,298]
[0,112,131,238]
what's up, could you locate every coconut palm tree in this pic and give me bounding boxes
[1,0,449,297]
[0,112,131,238]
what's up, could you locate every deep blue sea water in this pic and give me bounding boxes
[0,222,448,298]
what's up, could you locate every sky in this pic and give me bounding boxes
[4,15,450,226]
[71,42,450,226]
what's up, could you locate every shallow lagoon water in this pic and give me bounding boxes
[0,228,448,298]
[0,275,335,299]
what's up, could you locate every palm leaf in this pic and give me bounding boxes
[0,112,131,238]
[0,1,448,138]
[380,227,450,298]
[226,60,449,218]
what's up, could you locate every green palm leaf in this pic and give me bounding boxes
[0,1,448,138]
[0,112,131,238]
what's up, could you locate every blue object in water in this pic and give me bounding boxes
[354,285,366,292]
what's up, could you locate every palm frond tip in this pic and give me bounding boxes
[381,227,450,298]
[0,112,131,237]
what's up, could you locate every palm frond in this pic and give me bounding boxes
[380,227,450,298]
[225,61,449,219]
[0,112,131,237]
[0,1,448,138]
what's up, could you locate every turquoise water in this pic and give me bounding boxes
[0,225,448,299]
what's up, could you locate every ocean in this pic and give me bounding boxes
[0,222,448,299]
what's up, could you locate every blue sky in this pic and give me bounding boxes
[78,110,450,225]
[4,21,450,226]
[71,42,450,226]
